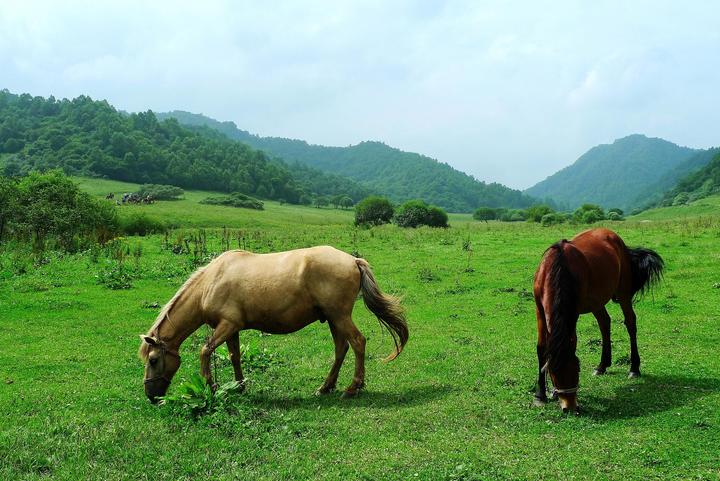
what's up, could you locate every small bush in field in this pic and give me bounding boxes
[159,373,243,418]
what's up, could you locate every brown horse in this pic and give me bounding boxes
[533,228,663,413]
[138,246,408,402]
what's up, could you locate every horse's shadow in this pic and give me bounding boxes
[579,373,720,420]
[238,383,454,411]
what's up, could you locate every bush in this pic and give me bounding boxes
[525,204,554,223]
[426,206,449,228]
[135,184,184,200]
[573,204,606,224]
[394,200,448,228]
[473,207,496,222]
[607,211,624,221]
[96,261,135,289]
[200,192,264,210]
[121,212,167,236]
[541,213,566,226]
[355,196,394,226]
[8,170,120,249]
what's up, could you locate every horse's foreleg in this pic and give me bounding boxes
[226,331,245,391]
[533,305,548,406]
[316,322,349,395]
[592,307,612,375]
[334,319,366,398]
[200,320,237,388]
[620,300,641,378]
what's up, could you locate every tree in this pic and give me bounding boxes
[338,195,354,209]
[473,207,496,222]
[354,196,394,225]
[314,196,329,208]
[0,176,18,240]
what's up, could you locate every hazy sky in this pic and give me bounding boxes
[2,1,719,189]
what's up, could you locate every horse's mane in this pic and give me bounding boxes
[544,240,580,373]
[138,265,208,361]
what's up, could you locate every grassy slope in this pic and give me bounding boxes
[1,178,719,480]
[75,177,353,228]
[630,194,720,221]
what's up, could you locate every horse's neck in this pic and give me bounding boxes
[157,292,204,351]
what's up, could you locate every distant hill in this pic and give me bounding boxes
[525,134,700,210]
[633,147,720,209]
[158,111,539,212]
[0,90,370,204]
[657,151,720,207]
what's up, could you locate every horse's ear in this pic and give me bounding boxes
[140,335,158,346]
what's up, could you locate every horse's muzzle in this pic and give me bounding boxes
[144,378,170,403]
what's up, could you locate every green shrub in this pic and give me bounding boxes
[573,204,606,224]
[394,199,448,228]
[200,192,264,210]
[473,207,496,222]
[135,184,184,200]
[541,213,565,226]
[525,204,554,223]
[608,211,624,221]
[355,196,394,225]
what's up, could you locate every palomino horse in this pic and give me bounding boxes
[533,228,663,413]
[138,246,408,402]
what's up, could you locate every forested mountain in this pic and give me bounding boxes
[0,90,369,203]
[158,111,539,212]
[633,147,720,208]
[525,135,700,210]
[657,151,720,206]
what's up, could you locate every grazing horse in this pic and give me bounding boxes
[533,228,663,413]
[138,246,409,403]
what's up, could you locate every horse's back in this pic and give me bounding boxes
[200,246,361,328]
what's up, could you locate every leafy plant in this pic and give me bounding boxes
[159,373,242,418]
[95,260,135,289]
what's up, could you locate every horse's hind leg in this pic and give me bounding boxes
[332,318,366,398]
[316,322,349,395]
[619,299,641,378]
[226,331,246,391]
[592,307,612,375]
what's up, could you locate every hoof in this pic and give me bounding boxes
[593,368,606,376]
[341,390,359,399]
[628,371,641,379]
[315,386,335,396]
[532,397,547,407]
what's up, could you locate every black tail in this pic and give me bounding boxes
[544,241,580,374]
[628,247,664,300]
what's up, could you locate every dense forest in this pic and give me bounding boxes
[525,134,702,211]
[658,151,720,206]
[158,111,539,212]
[0,90,368,204]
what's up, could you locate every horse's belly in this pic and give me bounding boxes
[243,307,319,334]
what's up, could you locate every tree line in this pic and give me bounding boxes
[472,204,624,226]
[0,90,361,206]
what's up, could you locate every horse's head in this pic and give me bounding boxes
[548,354,580,414]
[139,335,181,403]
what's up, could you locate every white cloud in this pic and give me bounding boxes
[1,0,720,188]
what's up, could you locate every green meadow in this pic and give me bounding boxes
[1,178,719,480]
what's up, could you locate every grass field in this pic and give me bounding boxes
[1,178,719,480]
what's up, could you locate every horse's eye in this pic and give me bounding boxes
[149,358,158,366]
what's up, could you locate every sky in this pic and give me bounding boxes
[2,1,720,189]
